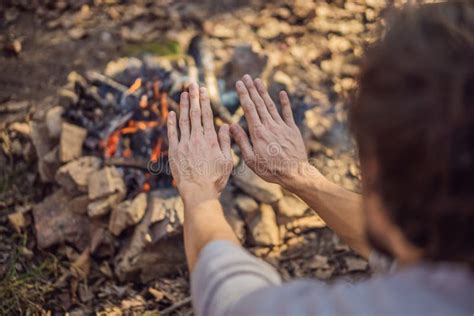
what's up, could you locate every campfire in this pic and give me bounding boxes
[25,51,327,283]
[64,58,182,196]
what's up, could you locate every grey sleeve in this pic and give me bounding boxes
[191,240,282,316]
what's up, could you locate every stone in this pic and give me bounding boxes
[56,156,102,194]
[8,122,31,136]
[60,122,87,162]
[0,100,29,113]
[233,163,283,203]
[68,195,90,215]
[33,190,90,250]
[68,27,87,40]
[220,185,246,241]
[248,204,280,246]
[344,257,369,272]
[90,227,115,258]
[45,106,64,139]
[30,120,56,182]
[235,194,259,215]
[58,88,79,107]
[224,207,246,242]
[257,18,291,39]
[307,255,330,270]
[285,214,326,233]
[88,166,126,200]
[273,71,293,91]
[292,0,316,18]
[42,146,61,181]
[276,192,308,218]
[226,45,268,89]
[115,189,186,282]
[328,36,352,53]
[109,193,147,236]
[87,193,123,218]
[8,212,28,233]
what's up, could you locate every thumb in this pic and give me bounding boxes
[230,123,256,165]
[218,124,232,161]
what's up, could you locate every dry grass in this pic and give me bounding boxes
[0,234,58,315]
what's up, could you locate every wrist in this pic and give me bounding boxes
[179,183,220,209]
[282,162,327,194]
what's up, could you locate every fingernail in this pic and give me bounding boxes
[199,86,207,93]
[189,82,198,90]
[236,81,244,89]
[243,74,251,81]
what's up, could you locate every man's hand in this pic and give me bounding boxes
[167,83,233,207]
[230,74,316,189]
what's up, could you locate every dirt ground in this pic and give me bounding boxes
[0,0,408,314]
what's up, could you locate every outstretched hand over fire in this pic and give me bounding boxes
[167,83,233,206]
[230,75,311,189]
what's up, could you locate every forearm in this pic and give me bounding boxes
[183,198,240,271]
[285,164,370,258]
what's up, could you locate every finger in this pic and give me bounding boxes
[236,80,262,128]
[230,123,256,165]
[179,92,190,139]
[242,74,272,124]
[254,78,283,123]
[218,124,232,160]
[280,91,295,126]
[188,82,202,135]
[167,111,178,151]
[199,86,216,137]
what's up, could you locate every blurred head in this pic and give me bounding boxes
[349,2,474,266]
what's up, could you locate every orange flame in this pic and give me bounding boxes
[160,92,169,124]
[104,130,121,158]
[127,78,142,94]
[139,95,148,109]
[151,137,163,161]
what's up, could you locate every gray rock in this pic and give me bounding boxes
[60,122,87,162]
[88,166,126,200]
[233,163,283,203]
[248,204,280,246]
[33,190,90,250]
[276,192,308,218]
[109,193,147,236]
[56,156,102,194]
[45,106,64,139]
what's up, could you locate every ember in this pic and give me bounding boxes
[63,57,189,195]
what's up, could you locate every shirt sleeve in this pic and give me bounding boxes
[191,240,282,316]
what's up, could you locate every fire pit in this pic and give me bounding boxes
[28,49,328,283]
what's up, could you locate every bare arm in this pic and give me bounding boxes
[167,83,239,271]
[285,165,369,257]
[230,75,370,258]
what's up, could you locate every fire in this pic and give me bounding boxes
[102,76,171,191]
[151,137,163,162]
[127,78,142,94]
[104,130,120,158]
[160,92,169,124]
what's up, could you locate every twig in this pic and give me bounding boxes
[85,71,128,94]
[159,296,192,315]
